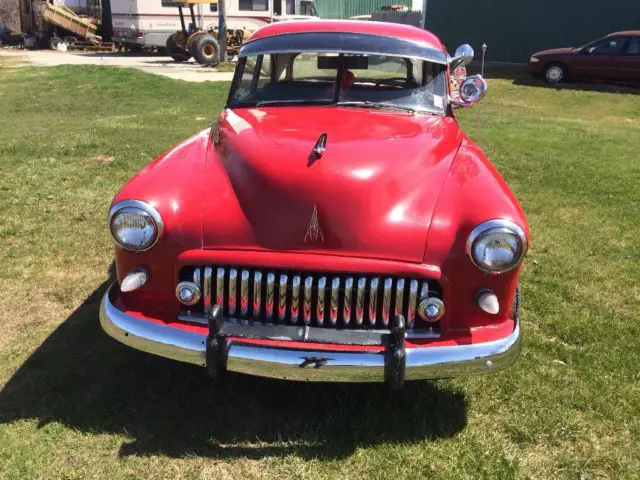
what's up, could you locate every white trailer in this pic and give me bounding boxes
[111,0,318,49]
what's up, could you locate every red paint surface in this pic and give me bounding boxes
[247,19,445,51]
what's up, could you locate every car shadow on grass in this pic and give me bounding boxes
[0,274,468,460]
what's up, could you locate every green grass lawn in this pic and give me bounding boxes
[0,64,638,479]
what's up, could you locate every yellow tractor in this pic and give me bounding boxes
[165,0,250,66]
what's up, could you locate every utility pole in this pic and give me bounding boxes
[218,0,227,63]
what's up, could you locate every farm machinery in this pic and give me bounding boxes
[165,0,249,66]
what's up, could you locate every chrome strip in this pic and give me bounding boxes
[355,277,365,325]
[291,275,301,324]
[192,267,201,290]
[420,280,429,300]
[382,278,392,326]
[240,269,249,317]
[101,284,520,382]
[395,278,405,320]
[369,277,379,325]
[316,276,326,326]
[278,274,288,321]
[203,266,212,316]
[216,268,225,308]
[407,279,418,328]
[266,272,275,320]
[253,271,262,317]
[343,277,353,325]
[303,276,313,325]
[228,268,238,316]
[330,277,340,325]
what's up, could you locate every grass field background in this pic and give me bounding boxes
[0,63,638,479]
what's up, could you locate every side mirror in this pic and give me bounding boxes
[459,74,487,104]
[451,44,474,69]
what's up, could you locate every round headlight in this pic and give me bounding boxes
[466,219,527,273]
[108,200,163,251]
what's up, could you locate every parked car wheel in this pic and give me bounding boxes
[544,63,567,84]
[49,36,62,50]
[166,31,191,62]
[191,34,220,66]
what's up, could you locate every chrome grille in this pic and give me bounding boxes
[185,266,441,330]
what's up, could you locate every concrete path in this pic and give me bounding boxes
[0,48,234,82]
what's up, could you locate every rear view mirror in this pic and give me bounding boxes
[459,74,487,104]
[318,55,369,70]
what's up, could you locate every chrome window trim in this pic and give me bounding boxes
[107,199,164,252]
[465,219,528,274]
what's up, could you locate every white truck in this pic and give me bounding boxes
[111,0,318,49]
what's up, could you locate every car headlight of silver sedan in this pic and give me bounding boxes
[108,200,164,251]
[466,219,527,273]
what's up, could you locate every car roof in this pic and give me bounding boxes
[246,20,444,51]
[608,30,640,36]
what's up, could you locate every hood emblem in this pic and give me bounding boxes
[304,205,324,243]
[308,133,327,166]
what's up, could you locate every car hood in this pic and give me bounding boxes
[203,106,462,263]
[533,47,577,57]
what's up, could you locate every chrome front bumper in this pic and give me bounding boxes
[100,285,521,382]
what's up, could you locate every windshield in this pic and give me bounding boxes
[228,52,448,115]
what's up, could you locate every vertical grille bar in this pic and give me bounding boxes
[203,267,212,316]
[216,268,225,308]
[253,271,262,317]
[278,274,288,321]
[228,268,238,316]
[408,279,418,328]
[343,277,353,325]
[266,273,275,320]
[382,278,392,326]
[316,276,326,326]
[193,267,201,290]
[355,277,365,325]
[420,281,429,299]
[291,275,301,323]
[369,277,379,325]
[303,276,313,325]
[240,270,249,317]
[329,277,340,325]
[395,279,405,320]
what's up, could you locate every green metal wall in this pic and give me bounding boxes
[315,0,411,19]
[425,0,640,63]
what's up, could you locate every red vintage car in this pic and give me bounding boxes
[530,30,640,84]
[100,20,528,389]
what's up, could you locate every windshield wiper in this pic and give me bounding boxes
[255,99,334,107]
[337,101,417,114]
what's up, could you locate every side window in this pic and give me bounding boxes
[239,0,268,11]
[210,3,217,11]
[625,37,640,55]
[588,37,628,54]
[233,55,271,102]
[161,0,180,6]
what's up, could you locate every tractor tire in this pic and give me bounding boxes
[166,31,191,62]
[49,36,62,50]
[190,34,220,66]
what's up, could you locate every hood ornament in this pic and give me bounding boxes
[308,133,327,167]
[304,205,324,243]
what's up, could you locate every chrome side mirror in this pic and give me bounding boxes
[459,74,487,104]
[451,44,474,69]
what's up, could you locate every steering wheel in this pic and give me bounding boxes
[374,77,408,88]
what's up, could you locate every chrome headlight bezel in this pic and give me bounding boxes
[466,219,527,274]
[108,200,164,252]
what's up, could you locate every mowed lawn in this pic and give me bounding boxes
[0,62,638,480]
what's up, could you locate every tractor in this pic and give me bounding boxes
[165,0,249,66]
